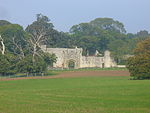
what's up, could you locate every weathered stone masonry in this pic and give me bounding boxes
[41,45,117,69]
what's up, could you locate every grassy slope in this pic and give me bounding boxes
[0,76,150,113]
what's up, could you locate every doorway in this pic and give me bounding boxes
[68,60,75,69]
[102,63,105,68]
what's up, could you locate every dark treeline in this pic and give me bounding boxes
[0,14,150,75]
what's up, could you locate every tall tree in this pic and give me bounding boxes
[0,24,29,59]
[69,18,137,64]
[24,14,57,75]
[25,14,54,62]
[90,18,126,34]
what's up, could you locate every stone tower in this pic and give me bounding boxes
[104,51,117,67]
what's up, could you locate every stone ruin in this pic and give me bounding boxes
[41,45,117,69]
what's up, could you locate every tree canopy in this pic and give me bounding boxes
[68,18,150,64]
[126,37,150,79]
[0,14,150,76]
[0,14,57,76]
[90,18,126,34]
[0,20,11,26]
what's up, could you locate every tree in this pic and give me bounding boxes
[0,53,10,75]
[16,52,56,75]
[126,37,150,79]
[0,53,17,75]
[0,20,11,26]
[90,18,126,34]
[24,14,57,75]
[0,24,29,59]
[70,22,110,54]
[76,36,98,55]
[136,30,149,38]
[0,22,30,76]
[107,37,134,64]
[26,14,55,62]
[0,18,56,76]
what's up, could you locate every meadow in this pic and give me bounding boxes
[0,74,150,113]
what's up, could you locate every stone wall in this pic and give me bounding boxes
[41,45,117,69]
[81,56,104,68]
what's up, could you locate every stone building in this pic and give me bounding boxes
[41,45,117,69]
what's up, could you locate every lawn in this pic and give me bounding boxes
[0,76,150,113]
[49,67,127,73]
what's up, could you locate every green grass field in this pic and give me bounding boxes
[49,67,127,73]
[0,76,150,113]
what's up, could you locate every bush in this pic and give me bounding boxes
[0,53,17,76]
[126,37,150,79]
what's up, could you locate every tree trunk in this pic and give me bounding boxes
[32,44,37,62]
[0,35,5,55]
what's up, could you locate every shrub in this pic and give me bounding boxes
[126,37,150,79]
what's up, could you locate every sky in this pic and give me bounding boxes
[0,0,150,33]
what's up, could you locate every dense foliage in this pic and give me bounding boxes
[0,14,56,76]
[0,14,150,76]
[126,37,150,79]
[68,18,150,64]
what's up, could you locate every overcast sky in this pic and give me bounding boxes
[0,0,150,33]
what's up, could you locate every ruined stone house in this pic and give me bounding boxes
[41,45,117,69]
